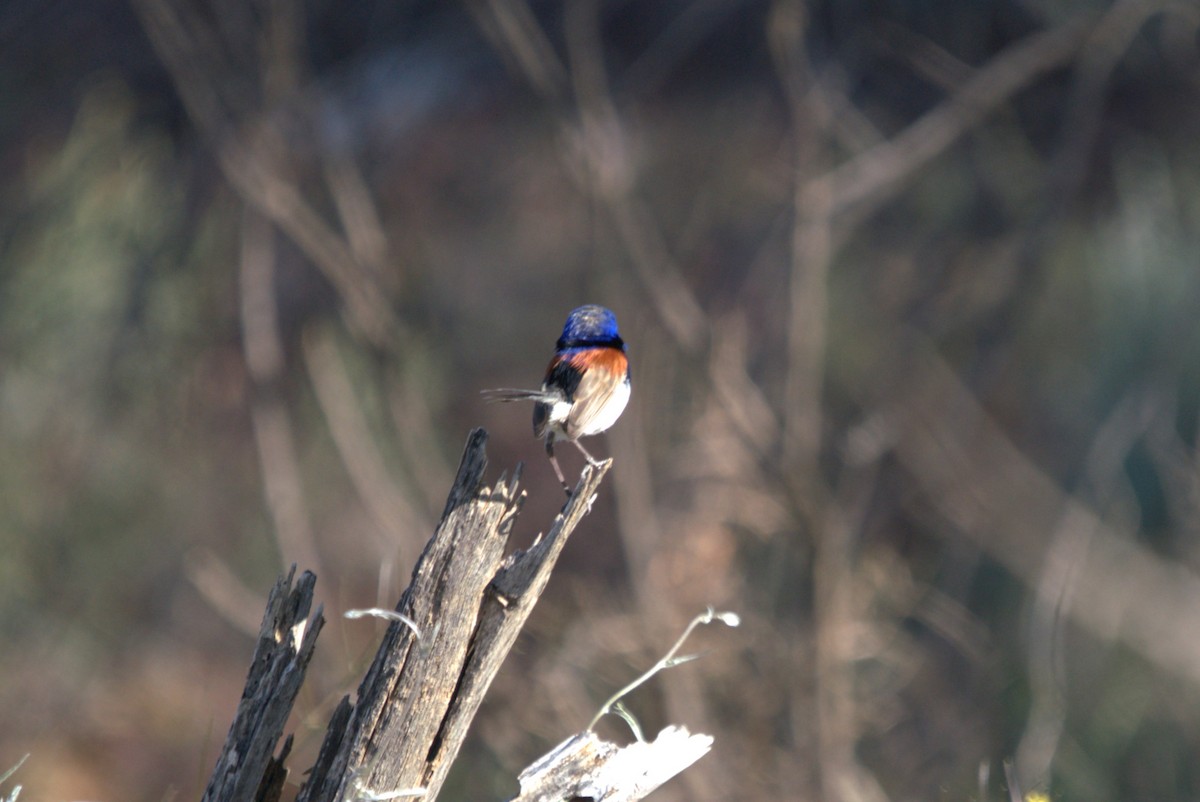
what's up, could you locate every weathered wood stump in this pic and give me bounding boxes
[201,428,711,802]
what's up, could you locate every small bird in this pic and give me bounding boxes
[483,305,631,495]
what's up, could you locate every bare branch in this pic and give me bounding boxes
[817,14,1096,221]
[240,207,323,575]
[202,567,323,802]
[875,337,1200,686]
[465,0,569,102]
[510,726,713,802]
[302,326,431,564]
[132,0,401,347]
[296,431,612,802]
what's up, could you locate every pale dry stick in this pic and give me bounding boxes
[1003,760,1022,802]
[967,0,1199,335]
[259,0,304,101]
[1015,388,1160,790]
[319,142,454,522]
[324,150,392,282]
[510,725,713,802]
[132,0,400,348]
[240,207,324,576]
[608,379,668,609]
[0,753,27,801]
[768,0,833,474]
[131,0,241,132]
[1143,406,1200,540]
[874,18,977,92]
[588,607,741,733]
[874,334,1200,687]
[220,137,399,347]
[812,67,886,155]
[343,607,424,640]
[301,326,433,568]
[704,315,791,471]
[810,462,891,802]
[1036,0,1190,233]
[506,610,735,802]
[386,376,458,522]
[770,9,877,799]
[622,0,744,97]
[578,607,739,802]
[186,548,273,637]
[465,0,569,102]
[815,13,1096,224]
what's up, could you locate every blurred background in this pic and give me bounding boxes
[3,0,1200,799]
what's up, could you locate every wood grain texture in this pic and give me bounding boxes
[201,567,323,802]
[297,428,612,802]
[201,428,634,801]
[510,726,713,802]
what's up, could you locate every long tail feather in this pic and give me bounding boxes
[481,388,552,403]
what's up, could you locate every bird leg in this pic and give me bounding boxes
[545,439,571,496]
[570,438,604,467]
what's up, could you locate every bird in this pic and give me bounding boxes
[482,305,631,495]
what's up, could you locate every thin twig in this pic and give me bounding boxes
[344,607,425,641]
[815,14,1096,221]
[588,608,740,733]
[302,326,430,564]
[131,0,401,348]
[239,207,323,575]
[768,0,833,474]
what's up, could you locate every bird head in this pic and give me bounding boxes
[557,305,623,350]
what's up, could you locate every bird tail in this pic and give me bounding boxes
[481,388,553,403]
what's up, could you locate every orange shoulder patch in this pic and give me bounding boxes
[568,347,628,378]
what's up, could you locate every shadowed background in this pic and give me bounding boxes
[2,1,1200,799]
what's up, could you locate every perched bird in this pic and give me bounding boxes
[483,305,631,495]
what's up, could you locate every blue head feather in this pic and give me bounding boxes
[557,305,623,350]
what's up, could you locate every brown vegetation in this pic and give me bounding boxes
[1,1,1199,800]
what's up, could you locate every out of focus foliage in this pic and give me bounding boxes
[1,1,1200,800]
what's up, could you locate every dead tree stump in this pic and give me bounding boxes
[202,428,711,802]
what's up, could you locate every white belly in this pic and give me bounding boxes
[577,376,631,436]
